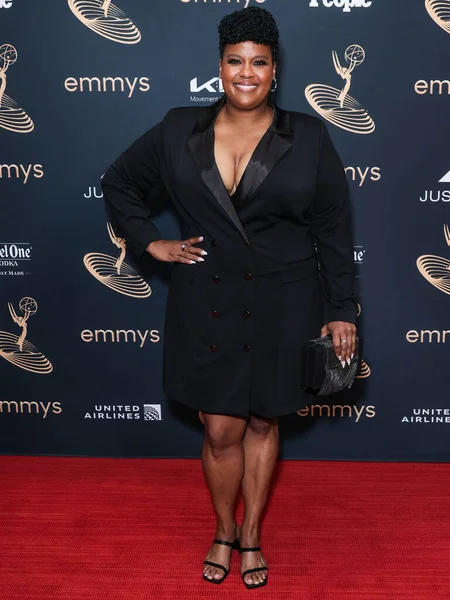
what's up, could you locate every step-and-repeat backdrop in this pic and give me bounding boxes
[1,0,449,460]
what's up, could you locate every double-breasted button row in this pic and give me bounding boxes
[210,310,249,318]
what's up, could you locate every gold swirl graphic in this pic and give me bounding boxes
[68,0,141,44]
[84,222,151,299]
[0,297,53,374]
[0,44,34,134]
[356,360,371,379]
[305,45,375,135]
[417,224,450,295]
[425,0,450,34]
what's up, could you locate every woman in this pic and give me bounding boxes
[101,7,358,589]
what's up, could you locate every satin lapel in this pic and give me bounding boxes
[187,102,249,242]
[238,106,294,201]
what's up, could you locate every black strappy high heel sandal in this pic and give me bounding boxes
[239,546,268,589]
[203,537,240,584]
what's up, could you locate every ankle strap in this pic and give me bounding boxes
[213,539,234,548]
[239,546,261,553]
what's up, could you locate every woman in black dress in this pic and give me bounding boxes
[102,7,358,589]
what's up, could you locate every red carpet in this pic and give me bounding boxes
[1,457,449,599]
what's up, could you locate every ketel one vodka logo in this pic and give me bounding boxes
[305,45,375,135]
[0,297,53,374]
[68,0,141,44]
[84,222,151,298]
[0,44,34,133]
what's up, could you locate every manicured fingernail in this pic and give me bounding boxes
[190,260,196,264]
[341,360,345,368]
[197,257,204,262]
[347,358,351,365]
[201,250,208,255]
[351,353,354,359]
[338,355,342,361]
[199,236,204,241]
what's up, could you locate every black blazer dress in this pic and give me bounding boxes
[101,95,358,419]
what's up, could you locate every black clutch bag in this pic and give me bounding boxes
[301,334,363,396]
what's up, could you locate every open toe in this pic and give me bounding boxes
[239,546,268,589]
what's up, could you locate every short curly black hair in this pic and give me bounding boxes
[218,7,279,62]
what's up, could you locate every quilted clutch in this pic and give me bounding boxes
[301,334,362,396]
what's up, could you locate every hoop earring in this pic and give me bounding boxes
[270,78,278,92]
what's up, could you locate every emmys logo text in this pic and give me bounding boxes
[309,0,372,11]
[0,0,13,8]
[180,0,265,6]
[0,400,62,418]
[0,164,44,183]
[297,404,375,421]
[345,166,381,187]
[414,79,450,95]
[64,76,150,98]
[81,329,160,346]
[406,329,450,343]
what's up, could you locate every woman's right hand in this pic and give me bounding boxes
[146,236,207,264]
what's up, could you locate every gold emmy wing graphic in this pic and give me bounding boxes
[0,297,53,374]
[416,224,450,295]
[68,0,141,44]
[84,222,152,298]
[425,0,450,34]
[0,44,34,134]
[355,302,371,379]
[305,45,375,135]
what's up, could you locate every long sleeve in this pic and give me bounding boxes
[101,120,167,259]
[310,121,358,325]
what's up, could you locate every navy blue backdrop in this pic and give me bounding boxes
[1,0,449,460]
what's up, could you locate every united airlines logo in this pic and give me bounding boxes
[68,0,141,44]
[305,45,375,135]
[425,0,450,34]
[0,44,34,133]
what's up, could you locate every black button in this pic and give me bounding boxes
[243,239,249,246]
[213,275,220,283]
[245,273,253,281]
[210,345,217,352]
[211,240,217,247]
[244,344,252,352]
[211,310,219,318]
[243,310,250,318]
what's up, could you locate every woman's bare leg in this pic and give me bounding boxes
[240,415,279,586]
[201,412,247,581]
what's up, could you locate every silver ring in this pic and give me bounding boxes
[340,340,348,343]
[181,243,187,252]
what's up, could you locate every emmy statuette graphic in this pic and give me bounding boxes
[84,222,152,298]
[417,224,450,295]
[425,0,450,34]
[0,297,53,374]
[0,44,34,134]
[305,44,375,135]
[68,0,141,44]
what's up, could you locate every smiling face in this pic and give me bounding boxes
[219,41,276,110]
